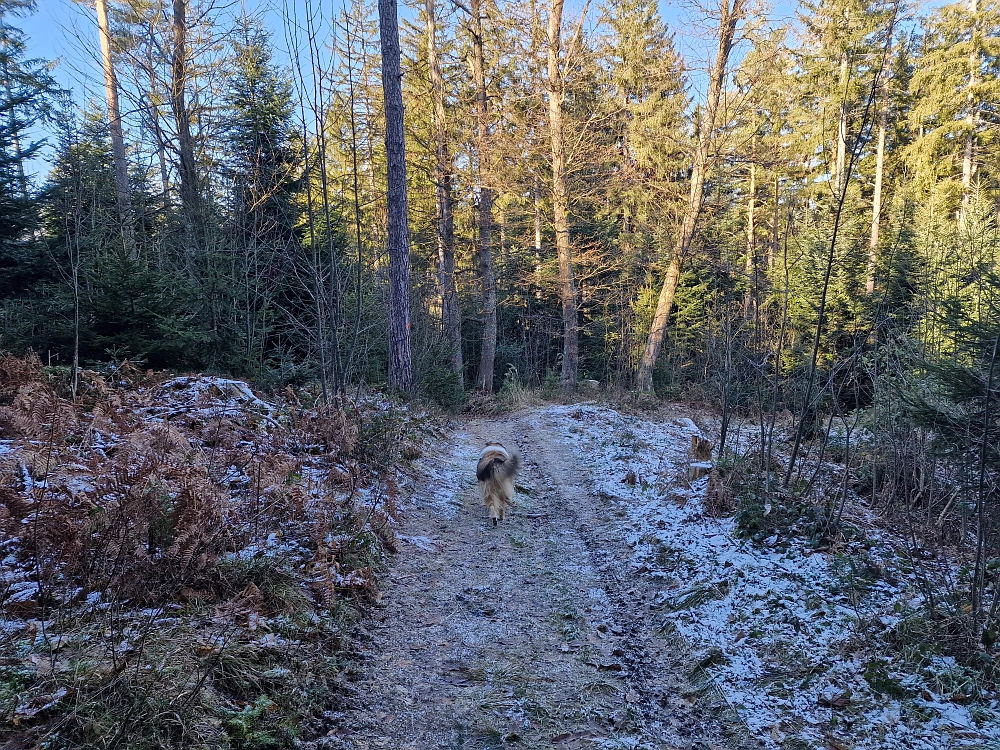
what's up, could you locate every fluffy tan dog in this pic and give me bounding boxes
[476,442,520,526]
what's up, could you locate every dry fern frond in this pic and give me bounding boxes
[0,485,30,523]
[10,383,78,440]
[300,407,359,457]
[0,351,44,403]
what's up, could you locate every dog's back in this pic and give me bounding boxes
[477,442,520,526]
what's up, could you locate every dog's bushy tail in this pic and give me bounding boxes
[498,448,520,480]
[477,447,520,482]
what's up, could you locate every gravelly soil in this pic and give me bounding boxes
[323,409,758,750]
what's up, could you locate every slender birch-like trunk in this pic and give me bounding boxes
[834,54,849,195]
[636,0,745,391]
[866,89,888,294]
[744,136,757,315]
[960,0,979,228]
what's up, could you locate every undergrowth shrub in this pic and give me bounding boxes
[0,355,408,748]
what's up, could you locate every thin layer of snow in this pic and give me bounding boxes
[397,535,441,553]
[526,403,1000,750]
[407,431,480,517]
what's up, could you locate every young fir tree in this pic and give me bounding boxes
[0,0,57,298]
[600,0,688,375]
[222,15,300,376]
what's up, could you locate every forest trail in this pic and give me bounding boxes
[336,407,745,750]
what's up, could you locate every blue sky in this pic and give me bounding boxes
[15,0,925,177]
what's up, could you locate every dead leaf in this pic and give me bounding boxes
[13,687,70,724]
[623,471,637,485]
[825,733,851,750]
[818,689,851,708]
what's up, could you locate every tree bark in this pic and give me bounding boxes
[746,136,757,275]
[636,0,744,391]
[171,0,199,274]
[744,135,757,315]
[959,0,978,228]
[546,0,578,390]
[378,0,414,391]
[866,89,887,294]
[96,0,131,229]
[468,0,497,392]
[834,54,849,195]
[426,0,463,381]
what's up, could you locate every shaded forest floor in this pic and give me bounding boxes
[328,403,1000,750]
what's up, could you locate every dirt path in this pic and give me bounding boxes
[331,409,753,750]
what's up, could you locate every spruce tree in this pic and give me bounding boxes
[0,0,57,298]
[221,15,301,375]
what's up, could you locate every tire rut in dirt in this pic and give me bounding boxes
[326,419,688,749]
[515,413,758,750]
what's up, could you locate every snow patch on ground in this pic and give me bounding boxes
[526,403,1000,750]
[407,430,481,517]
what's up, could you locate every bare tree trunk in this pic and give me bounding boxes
[746,147,756,273]
[546,0,578,390]
[378,0,414,391]
[959,0,978,228]
[770,174,779,270]
[426,0,463,382]
[866,92,887,294]
[2,64,26,199]
[465,0,497,392]
[533,175,543,300]
[834,54,849,195]
[96,0,131,229]
[636,0,744,391]
[171,0,199,276]
[972,332,1000,631]
[744,136,758,317]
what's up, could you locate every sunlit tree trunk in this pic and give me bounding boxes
[547,0,578,389]
[426,0,462,381]
[959,0,979,228]
[866,89,887,294]
[96,0,131,231]
[468,0,497,392]
[744,135,758,315]
[378,0,414,391]
[636,0,745,391]
[746,135,757,272]
[834,54,849,195]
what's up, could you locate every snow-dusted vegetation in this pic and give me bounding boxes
[528,403,1000,749]
[0,353,417,747]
